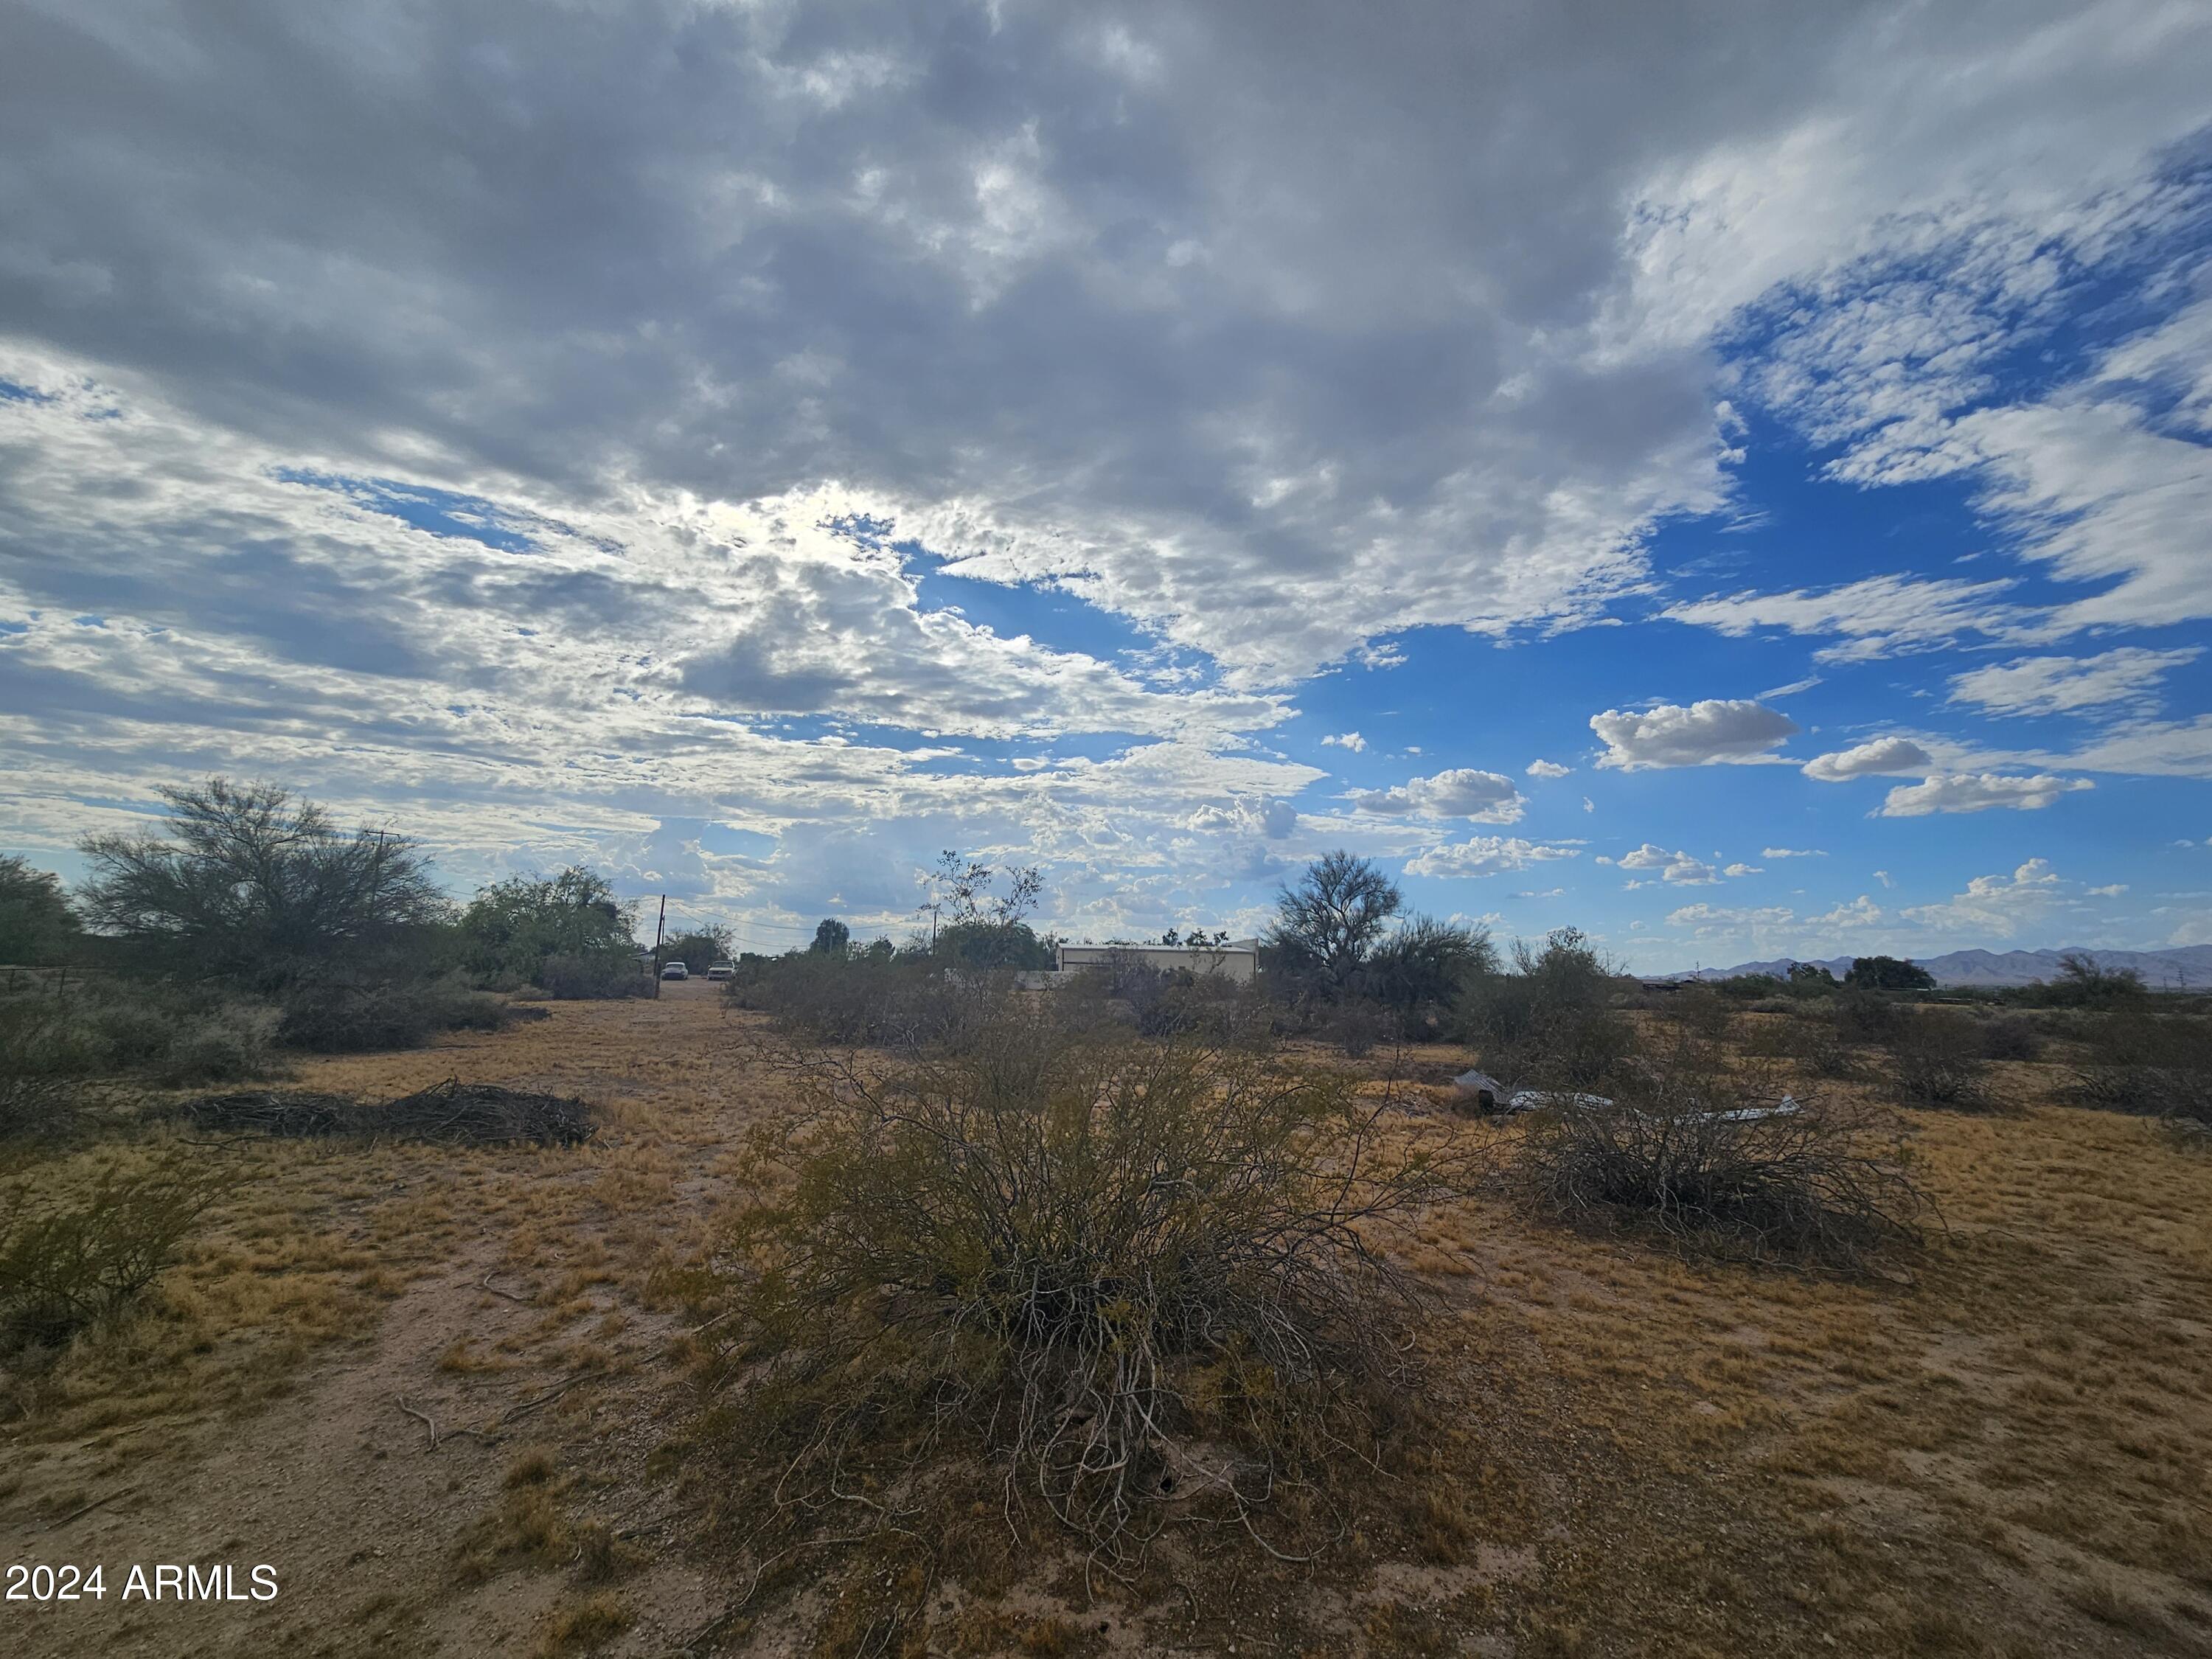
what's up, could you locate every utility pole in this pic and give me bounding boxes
[651,894,667,998]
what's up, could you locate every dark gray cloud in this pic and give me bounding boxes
[12,1,2195,681]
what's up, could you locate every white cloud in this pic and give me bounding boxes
[2087,882,2128,897]
[1801,736,1935,782]
[1350,768,1526,824]
[1759,675,1823,699]
[1404,836,1580,880]
[1948,647,2201,717]
[1525,758,1571,779]
[1761,846,1825,858]
[1321,731,1367,753]
[1663,574,2037,664]
[1589,700,1798,770]
[1877,771,2094,816]
[1184,796,1300,841]
[1607,843,1719,885]
[1902,858,2062,939]
[1723,862,1761,877]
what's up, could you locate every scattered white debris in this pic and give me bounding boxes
[1506,1090,1614,1113]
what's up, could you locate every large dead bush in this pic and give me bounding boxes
[2069,1012,2212,1138]
[1885,1010,2000,1112]
[1516,1037,1927,1270]
[681,997,1472,1587]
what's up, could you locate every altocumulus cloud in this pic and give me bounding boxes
[0,0,2208,950]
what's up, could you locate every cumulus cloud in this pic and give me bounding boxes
[1723,862,1761,877]
[1349,768,1526,824]
[1404,836,1580,880]
[1590,700,1798,770]
[1801,736,1936,782]
[1902,858,2062,938]
[1526,759,1572,779]
[1321,731,1367,753]
[1877,772,2093,816]
[1948,647,2202,717]
[1603,843,1719,884]
[1761,846,1825,858]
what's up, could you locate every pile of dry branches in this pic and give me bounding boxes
[183,1078,594,1146]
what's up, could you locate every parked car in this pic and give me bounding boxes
[660,961,689,980]
[705,961,735,981]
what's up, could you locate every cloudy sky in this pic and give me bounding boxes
[2,0,2208,969]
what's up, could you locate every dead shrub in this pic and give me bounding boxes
[0,1155,232,1352]
[1973,1013,2044,1062]
[1781,1009,1860,1080]
[1885,1012,2000,1112]
[1516,1037,1927,1270]
[1832,990,1907,1046]
[2069,1012,2212,1137]
[681,995,1474,1586]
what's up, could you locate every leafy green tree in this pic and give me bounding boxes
[0,855,78,965]
[935,919,1055,969]
[1266,850,1401,995]
[1845,955,1935,992]
[811,918,852,956]
[459,867,636,986]
[77,779,446,988]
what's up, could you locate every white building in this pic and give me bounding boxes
[1054,941,1260,984]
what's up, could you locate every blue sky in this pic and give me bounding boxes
[1,1,2208,970]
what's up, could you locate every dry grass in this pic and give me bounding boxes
[0,981,2205,1658]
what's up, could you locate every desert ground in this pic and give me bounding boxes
[4,980,2208,1658]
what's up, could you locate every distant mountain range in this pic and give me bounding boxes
[1665,945,2212,990]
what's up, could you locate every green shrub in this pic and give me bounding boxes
[0,1157,232,1351]
[686,996,1470,1570]
[83,987,281,1085]
[0,996,105,1138]
[275,976,511,1053]
[537,953,647,1001]
[1061,953,1260,1041]
[725,952,978,1047]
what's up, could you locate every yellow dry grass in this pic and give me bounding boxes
[0,983,2205,1658]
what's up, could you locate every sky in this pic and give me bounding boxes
[1,0,2208,970]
